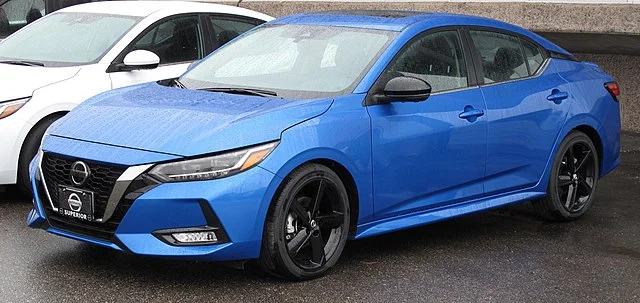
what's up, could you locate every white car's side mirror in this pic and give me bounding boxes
[121,50,160,71]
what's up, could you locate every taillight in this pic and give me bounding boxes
[605,82,620,101]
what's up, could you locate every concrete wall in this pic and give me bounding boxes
[231,1,640,33]
[576,53,640,132]
[219,1,640,132]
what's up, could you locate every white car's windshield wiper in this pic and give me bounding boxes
[201,87,279,98]
[0,60,45,67]
[173,79,187,89]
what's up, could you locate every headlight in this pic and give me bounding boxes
[149,141,278,182]
[0,97,30,119]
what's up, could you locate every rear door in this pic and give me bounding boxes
[466,28,572,196]
[205,14,264,51]
[367,28,487,219]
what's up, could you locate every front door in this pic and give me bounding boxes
[367,29,487,219]
[109,15,205,89]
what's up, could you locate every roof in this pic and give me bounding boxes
[311,10,427,18]
[270,10,571,55]
[58,1,271,19]
[271,10,432,31]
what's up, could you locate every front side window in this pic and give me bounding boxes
[384,30,468,93]
[0,12,140,66]
[132,16,203,65]
[181,24,397,99]
[469,30,528,84]
[209,15,260,48]
[0,0,45,38]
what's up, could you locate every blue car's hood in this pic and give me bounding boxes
[49,83,333,157]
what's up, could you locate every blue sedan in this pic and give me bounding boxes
[28,10,621,280]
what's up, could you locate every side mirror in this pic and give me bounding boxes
[376,76,432,103]
[120,50,160,71]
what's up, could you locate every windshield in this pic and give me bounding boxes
[180,24,397,99]
[0,12,140,66]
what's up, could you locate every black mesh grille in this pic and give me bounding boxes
[40,153,128,240]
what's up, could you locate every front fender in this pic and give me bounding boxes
[258,94,374,225]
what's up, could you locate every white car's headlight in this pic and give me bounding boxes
[149,142,278,182]
[0,97,30,119]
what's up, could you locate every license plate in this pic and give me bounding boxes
[58,187,95,221]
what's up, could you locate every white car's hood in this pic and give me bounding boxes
[0,64,80,101]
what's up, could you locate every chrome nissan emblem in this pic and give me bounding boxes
[70,161,90,185]
[67,193,82,212]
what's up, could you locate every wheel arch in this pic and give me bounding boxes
[537,114,605,192]
[557,113,606,176]
[19,111,68,153]
[308,158,359,237]
[17,111,68,174]
[573,124,603,173]
[262,147,366,237]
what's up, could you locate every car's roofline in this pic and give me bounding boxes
[58,0,273,20]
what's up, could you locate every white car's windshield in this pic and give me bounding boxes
[180,24,397,99]
[0,12,140,67]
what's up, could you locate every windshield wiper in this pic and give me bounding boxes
[173,79,187,89]
[0,60,45,67]
[201,87,279,98]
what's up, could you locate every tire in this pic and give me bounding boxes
[532,131,599,221]
[17,115,63,196]
[259,163,350,280]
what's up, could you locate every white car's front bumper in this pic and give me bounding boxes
[0,115,31,185]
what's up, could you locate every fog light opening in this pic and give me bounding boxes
[153,226,228,246]
[171,231,218,244]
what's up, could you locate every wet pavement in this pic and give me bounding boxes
[1,133,639,302]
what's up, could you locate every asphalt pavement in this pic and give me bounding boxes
[1,133,639,302]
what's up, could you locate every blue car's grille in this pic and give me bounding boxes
[40,153,128,240]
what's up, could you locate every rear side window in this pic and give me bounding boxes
[209,16,261,49]
[522,39,544,74]
[469,30,528,84]
[384,30,468,93]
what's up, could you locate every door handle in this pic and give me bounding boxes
[547,89,569,103]
[459,106,484,122]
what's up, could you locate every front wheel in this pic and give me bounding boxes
[260,163,350,280]
[532,131,599,221]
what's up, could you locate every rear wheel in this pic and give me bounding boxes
[532,131,599,221]
[260,163,350,280]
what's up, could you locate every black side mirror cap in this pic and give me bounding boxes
[107,62,159,73]
[375,76,432,103]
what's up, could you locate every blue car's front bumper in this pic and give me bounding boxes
[28,153,281,262]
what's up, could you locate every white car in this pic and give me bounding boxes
[0,0,272,193]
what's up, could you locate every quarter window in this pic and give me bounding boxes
[384,30,468,93]
[469,30,528,84]
[522,39,544,75]
[209,16,260,48]
[132,16,203,65]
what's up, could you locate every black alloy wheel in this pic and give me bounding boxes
[533,131,599,221]
[260,163,350,280]
[556,141,596,213]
